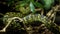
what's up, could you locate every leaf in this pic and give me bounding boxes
[15,1,27,11]
[15,5,20,11]
[34,2,43,8]
[29,2,35,13]
[19,1,27,7]
[43,0,54,10]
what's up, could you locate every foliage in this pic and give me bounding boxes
[0,0,60,34]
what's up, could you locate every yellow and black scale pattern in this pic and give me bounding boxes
[22,14,48,24]
[3,13,60,34]
[22,14,60,34]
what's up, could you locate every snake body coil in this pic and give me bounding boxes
[22,14,60,34]
[22,14,50,24]
[2,13,60,33]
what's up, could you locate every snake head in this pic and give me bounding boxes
[11,17,23,22]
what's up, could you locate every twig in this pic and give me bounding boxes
[46,5,60,21]
[35,8,42,11]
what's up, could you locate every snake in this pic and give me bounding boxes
[2,13,59,34]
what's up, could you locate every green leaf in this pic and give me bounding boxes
[34,2,43,8]
[15,5,20,11]
[19,1,27,7]
[44,0,54,10]
[29,2,35,13]
[15,1,27,11]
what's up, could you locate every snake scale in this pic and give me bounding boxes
[2,13,60,34]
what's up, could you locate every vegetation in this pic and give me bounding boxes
[0,0,60,34]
